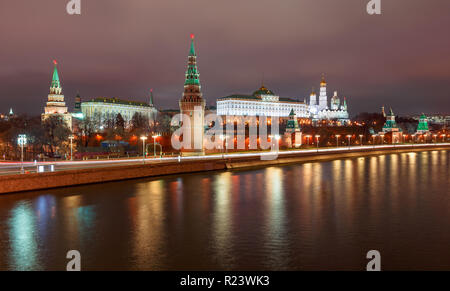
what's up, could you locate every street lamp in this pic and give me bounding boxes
[140,136,147,164]
[441,134,446,143]
[152,134,160,157]
[17,134,27,174]
[315,135,320,152]
[346,135,352,148]
[359,134,363,147]
[68,135,74,161]
[380,134,385,145]
[433,134,437,143]
[335,134,341,148]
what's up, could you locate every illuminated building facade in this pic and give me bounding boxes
[216,75,349,124]
[309,76,349,122]
[216,85,309,118]
[81,96,157,127]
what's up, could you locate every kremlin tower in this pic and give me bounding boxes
[380,108,403,143]
[416,113,430,134]
[318,74,328,111]
[42,60,72,129]
[179,34,206,155]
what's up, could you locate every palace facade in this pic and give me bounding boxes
[216,86,309,118]
[216,75,350,123]
[81,94,157,127]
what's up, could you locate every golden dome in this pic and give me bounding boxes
[320,74,326,86]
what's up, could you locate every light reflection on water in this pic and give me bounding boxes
[0,150,449,270]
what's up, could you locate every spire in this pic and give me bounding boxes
[189,34,196,56]
[9,108,13,115]
[310,87,316,96]
[50,60,62,94]
[149,89,154,105]
[389,107,394,116]
[184,34,201,86]
[51,60,60,87]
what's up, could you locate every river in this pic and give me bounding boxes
[0,150,449,270]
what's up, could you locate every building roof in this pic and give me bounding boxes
[218,84,304,104]
[51,61,61,89]
[83,97,152,107]
[253,86,275,96]
[218,94,303,103]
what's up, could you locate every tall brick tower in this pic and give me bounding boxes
[179,34,206,155]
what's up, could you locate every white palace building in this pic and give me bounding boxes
[216,75,350,123]
[217,86,309,118]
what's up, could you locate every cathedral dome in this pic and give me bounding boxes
[320,76,327,87]
[253,86,275,96]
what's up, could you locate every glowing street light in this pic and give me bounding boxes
[441,134,446,142]
[140,136,148,164]
[346,135,352,148]
[380,134,385,145]
[152,134,161,157]
[359,134,363,146]
[17,134,27,174]
[315,135,320,151]
[433,134,437,143]
[335,134,341,147]
[68,135,75,161]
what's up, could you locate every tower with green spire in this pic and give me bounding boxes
[42,60,72,129]
[50,60,62,95]
[382,108,401,133]
[284,109,302,148]
[416,113,430,134]
[285,109,300,133]
[380,107,402,143]
[179,34,206,155]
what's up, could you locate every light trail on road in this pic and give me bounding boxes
[0,143,449,176]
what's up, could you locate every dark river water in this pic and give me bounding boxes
[0,150,449,270]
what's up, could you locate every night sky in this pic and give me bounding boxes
[1,0,449,116]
